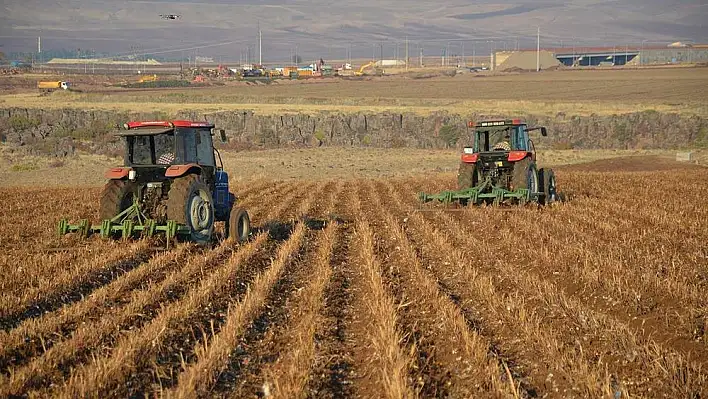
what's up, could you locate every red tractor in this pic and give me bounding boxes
[59,120,250,244]
[420,119,558,205]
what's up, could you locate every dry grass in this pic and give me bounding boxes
[1,67,706,116]
[260,222,339,398]
[2,147,695,188]
[351,219,416,398]
[0,154,707,397]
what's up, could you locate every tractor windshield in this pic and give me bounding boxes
[474,125,527,152]
[128,133,175,165]
[175,128,215,167]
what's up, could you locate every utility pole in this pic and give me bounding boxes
[419,46,423,67]
[258,23,262,65]
[472,41,476,67]
[462,41,465,67]
[405,36,409,70]
[536,26,540,72]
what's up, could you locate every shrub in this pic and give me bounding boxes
[439,124,460,148]
[8,115,40,131]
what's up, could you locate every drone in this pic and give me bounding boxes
[160,14,181,20]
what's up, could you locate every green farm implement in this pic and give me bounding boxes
[58,200,191,240]
[419,177,535,206]
[420,119,559,207]
[58,120,251,245]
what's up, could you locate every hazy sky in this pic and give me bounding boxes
[1,1,706,61]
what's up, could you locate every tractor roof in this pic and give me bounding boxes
[115,127,174,136]
[124,120,215,129]
[115,120,216,136]
[468,119,526,128]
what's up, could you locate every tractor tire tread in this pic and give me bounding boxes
[457,162,478,190]
[166,174,202,224]
[511,158,532,190]
[99,180,134,220]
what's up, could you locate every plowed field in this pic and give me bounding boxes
[1,157,707,398]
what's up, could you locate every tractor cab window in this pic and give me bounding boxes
[475,127,513,152]
[130,136,152,165]
[127,133,175,165]
[475,126,530,152]
[155,134,176,164]
[175,128,215,167]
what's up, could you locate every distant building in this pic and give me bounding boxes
[375,60,406,67]
[46,58,162,65]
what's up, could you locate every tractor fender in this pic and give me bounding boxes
[105,167,132,179]
[165,163,202,178]
[507,151,531,162]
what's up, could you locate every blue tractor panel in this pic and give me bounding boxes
[213,170,233,220]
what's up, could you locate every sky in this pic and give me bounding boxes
[1,0,706,62]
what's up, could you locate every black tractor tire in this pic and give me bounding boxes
[99,180,136,220]
[226,206,251,242]
[457,162,481,190]
[166,174,214,245]
[539,168,558,205]
[511,158,539,193]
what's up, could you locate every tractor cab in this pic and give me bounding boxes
[418,118,557,206]
[464,119,547,160]
[116,121,225,172]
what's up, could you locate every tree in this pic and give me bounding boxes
[439,124,460,148]
[0,51,5,61]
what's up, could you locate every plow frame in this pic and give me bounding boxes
[57,199,189,240]
[418,177,535,206]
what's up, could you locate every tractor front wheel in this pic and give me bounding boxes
[167,175,214,245]
[226,207,250,242]
[539,168,558,205]
[99,180,136,220]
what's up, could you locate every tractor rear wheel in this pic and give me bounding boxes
[511,158,539,193]
[539,168,558,205]
[99,180,136,220]
[226,206,250,242]
[167,174,214,245]
[457,162,480,190]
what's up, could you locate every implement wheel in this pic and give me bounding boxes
[99,180,136,220]
[457,162,481,190]
[167,174,214,245]
[226,207,250,242]
[539,168,558,205]
[511,158,539,194]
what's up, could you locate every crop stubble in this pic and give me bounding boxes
[0,158,707,398]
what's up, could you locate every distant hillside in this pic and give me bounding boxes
[1,0,705,61]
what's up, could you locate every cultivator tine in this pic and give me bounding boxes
[143,219,156,237]
[100,219,112,238]
[165,220,178,240]
[58,219,69,236]
[121,220,134,239]
[78,219,90,237]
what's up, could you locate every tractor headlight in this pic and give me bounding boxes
[128,170,136,180]
[123,123,129,130]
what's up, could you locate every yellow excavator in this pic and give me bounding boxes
[138,74,158,83]
[354,61,375,76]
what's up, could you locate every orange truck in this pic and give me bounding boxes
[37,81,70,91]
